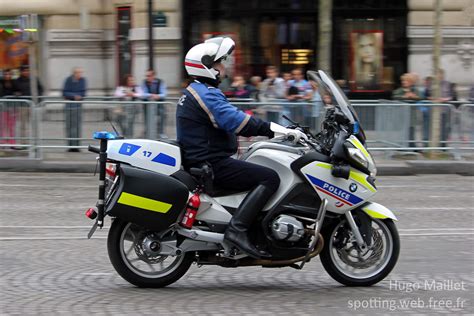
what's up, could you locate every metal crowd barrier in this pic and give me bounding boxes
[35,100,175,157]
[0,98,36,158]
[1,98,473,160]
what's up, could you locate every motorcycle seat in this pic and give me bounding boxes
[171,169,246,197]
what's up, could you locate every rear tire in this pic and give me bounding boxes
[320,218,399,286]
[107,218,194,288]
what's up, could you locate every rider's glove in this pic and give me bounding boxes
[270,123,308,143]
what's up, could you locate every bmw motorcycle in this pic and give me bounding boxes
[85,70,399,288]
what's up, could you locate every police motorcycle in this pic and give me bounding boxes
[85,70,399,288]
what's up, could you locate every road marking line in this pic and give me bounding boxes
[400,207,473,211]
[399,228,474,231]
[378,185,466,188]
[0,184,96,188]
[0,236,107,240]
[80,273,113,276]
[400,233,474,236]
[0,225,109,229]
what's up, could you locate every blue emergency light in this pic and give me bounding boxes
[93,131,117,140]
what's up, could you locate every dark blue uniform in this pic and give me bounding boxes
[176,81,279,193]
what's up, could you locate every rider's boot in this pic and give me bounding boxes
[224,185,272,259]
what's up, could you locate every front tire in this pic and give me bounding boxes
[107,218,194,288]
[320,218,399,286]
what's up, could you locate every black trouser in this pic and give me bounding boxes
[211,157,280,257]
[212,157,280,194]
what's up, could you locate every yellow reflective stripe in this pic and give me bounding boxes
[349,170,376,193]
[351,137,370,159]
[364,209,388,219]
[118,192,172,213]
[316,162,332,169]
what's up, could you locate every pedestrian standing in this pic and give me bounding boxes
[260,66,286,101]
[14,65,43,147]
[286,68,313,123]
[62,67,86,152]
[0,69,17,146]
[427,69,455,147]
[141,69,167,138]
[114,74,143,138]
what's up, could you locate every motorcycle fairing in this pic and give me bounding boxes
[300,162,377,214]
[361,202,398,221]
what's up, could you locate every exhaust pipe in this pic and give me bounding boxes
[236,234,324,267]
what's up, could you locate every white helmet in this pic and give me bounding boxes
[184,37,235,80]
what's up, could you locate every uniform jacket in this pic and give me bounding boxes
[176,81,273,167]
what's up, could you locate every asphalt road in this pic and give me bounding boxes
[0,173,473,315]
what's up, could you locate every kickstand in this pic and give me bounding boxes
[87,220,99,239]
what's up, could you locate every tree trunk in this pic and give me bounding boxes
[429,0,443,154]
[318,0,333,73]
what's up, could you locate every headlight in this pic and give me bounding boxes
[344,139,377,177]
[347,147,369,169]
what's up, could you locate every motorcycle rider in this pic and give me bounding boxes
[177,37,306,258]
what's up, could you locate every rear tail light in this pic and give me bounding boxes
[106,163,116,178]
[85,207,98,220]
[180,193,201,229]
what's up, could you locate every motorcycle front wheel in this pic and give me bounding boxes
[107,218,194,288]
[320,218,400,286]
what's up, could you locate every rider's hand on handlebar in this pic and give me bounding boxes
[286,129,308,143]
[270,122,308,143]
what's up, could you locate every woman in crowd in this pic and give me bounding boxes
[0,69,17,146]
[114,74,143,138]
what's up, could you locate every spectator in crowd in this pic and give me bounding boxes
[426,69,455,147]
[308,80,323,131]
[286,68,313,101]
[469,84,474,102]
[392,73,420,101]
[421,76,433,99]
[248,76,262,100]
[287,68,313,123]
[0,69,17,146]
[141,69,168,138]
[416,75,434,147]
[282,71,292,90]
[14,65,43,147]
[14,65,43,97]
[114,74,143,138]
[427,69,455,103]
[62,67,86,152]
[229,75,252,98]
[260,66,286,101]
[260,66,287,124]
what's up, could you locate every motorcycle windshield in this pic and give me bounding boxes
[307,70,360,126]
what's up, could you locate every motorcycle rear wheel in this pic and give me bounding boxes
[320,218,399,286]
[107,218,194,288]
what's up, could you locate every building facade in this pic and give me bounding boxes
[0,0,181,95]
[0,0,472,98]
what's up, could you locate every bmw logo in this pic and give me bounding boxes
[349,183,358,192]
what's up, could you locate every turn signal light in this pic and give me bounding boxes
[85,207,98,220]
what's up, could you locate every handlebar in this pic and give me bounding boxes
[88,145,100,154]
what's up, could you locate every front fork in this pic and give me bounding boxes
[345,210,368,251]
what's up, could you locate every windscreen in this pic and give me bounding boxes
[307,70,359,125]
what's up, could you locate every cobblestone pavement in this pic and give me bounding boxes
[0,173,473,315]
